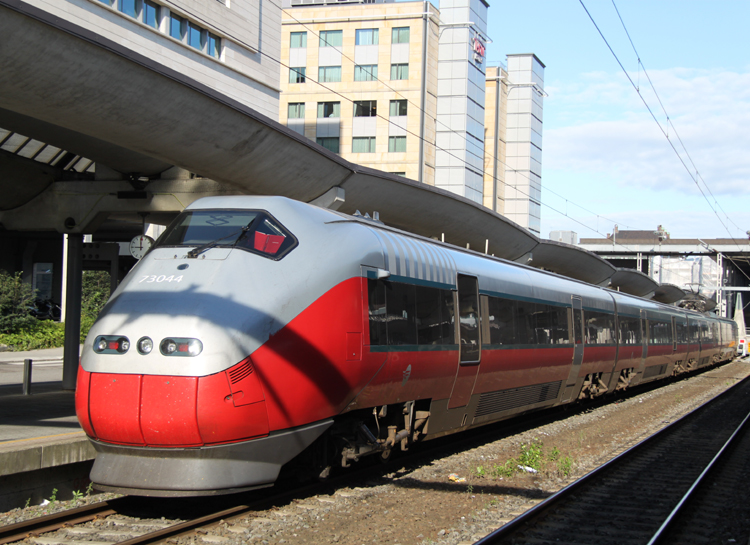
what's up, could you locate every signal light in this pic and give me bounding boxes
[93,335,130,354]
[160,338,203,357]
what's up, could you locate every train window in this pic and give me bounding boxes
[585,311,616,345]
[416,285,443,345]
[675,321,687,344]
[619,316,641,345]
[515,300,537,345]
[385,282,417,345]
[536,305,570,344]
[689,321,701,343]
[440,289,456,345]
[367,279,387,345]
[367,279,456,347]
[487,297,515,345]
[157,210,297,260]
[648,320,672,345]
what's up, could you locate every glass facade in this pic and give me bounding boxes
[317,102,340,118]
[352,137,376,153]
[390,100,407,116]
[318,66,342,83]
[290,31,307,48]
[388,136,406,152]
[390,63,408,80]
[391,27,409,44]
[319,30,342,47]
[354,65,378,81]
[289,67,306,83]
[355,28,379,45]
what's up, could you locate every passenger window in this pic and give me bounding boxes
[385,282,417,345]
[367,279,387,345]
[415,285,443,345]
[367,279,456,347]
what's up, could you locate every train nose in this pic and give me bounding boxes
[78,357,269,446]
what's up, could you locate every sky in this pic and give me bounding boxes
[483,0,750,241]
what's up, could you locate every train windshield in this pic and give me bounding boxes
[156,210,297,259]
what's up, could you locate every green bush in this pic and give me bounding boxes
[0,270,36,334]
[0,270,111,351]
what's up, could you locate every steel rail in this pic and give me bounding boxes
[0,497,133,545]
[646,406,750,545]
[474,372,750,545]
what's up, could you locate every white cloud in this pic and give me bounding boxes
[542,68,750,197]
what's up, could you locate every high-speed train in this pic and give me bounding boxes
[75,196,738,496]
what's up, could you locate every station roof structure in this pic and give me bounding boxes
[0,0,719,307]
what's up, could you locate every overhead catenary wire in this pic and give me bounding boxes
[610,0,744,238]
[580,0,746,253]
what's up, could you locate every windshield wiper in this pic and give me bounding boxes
[187,221,255,258]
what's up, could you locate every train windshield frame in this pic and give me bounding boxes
[156,209,298,260]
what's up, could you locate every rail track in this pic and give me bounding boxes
[477,373,750,545]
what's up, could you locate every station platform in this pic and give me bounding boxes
[0,347,95,510]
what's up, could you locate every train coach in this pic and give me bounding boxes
[75,196,738,496]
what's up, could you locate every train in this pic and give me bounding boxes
[75,196,738,496]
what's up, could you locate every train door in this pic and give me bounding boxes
[561,297,584,403]
[631,309,648,384]
[447,274,481,409]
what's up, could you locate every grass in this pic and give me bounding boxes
[474,440,576,480]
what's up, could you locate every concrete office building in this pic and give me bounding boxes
[279,0,545,232]
[14,0,282,119]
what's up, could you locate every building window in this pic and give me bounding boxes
[288,103,305,119]
[356,28,379,46]
[354,65,378,81]
[392,27,410,44]
[187,21,203,50]
[207,32,221,59]
[390,63,409,80]
[318,66,342,83]
[317,137,340,153]
[143,0,160,28]
[98,0,113,5]
[389,100,407,116]
[353,101,377,117]
[290,31,307,48]
[319,30,343,48]
[170,13,183,40]
[388,136,406,152]
[317,102,340,118]
[289,67,306,84]
[118,0,137,18]
[353,137,376,153]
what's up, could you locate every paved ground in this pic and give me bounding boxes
[0,347,81,443]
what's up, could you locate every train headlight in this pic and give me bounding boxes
[93,335,130,354]
[159,338,202,357]
[161,339,177,354]
[137,337,153,355]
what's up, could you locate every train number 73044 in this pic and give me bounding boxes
[139,275,184,283]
